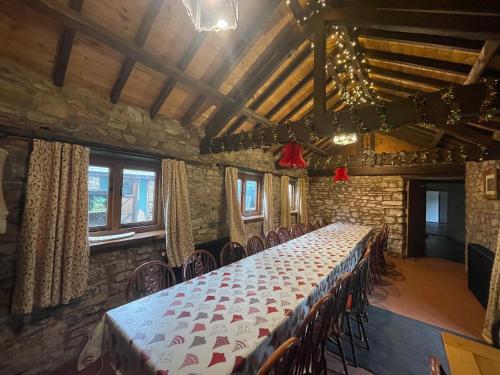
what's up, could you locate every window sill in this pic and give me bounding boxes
[243,215,264,223]
[89,230,165,251]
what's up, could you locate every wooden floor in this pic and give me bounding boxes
[369,256,486,339]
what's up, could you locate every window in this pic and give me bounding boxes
[289,179,298,213]
[237,172,262,217]
[88,153,162,235]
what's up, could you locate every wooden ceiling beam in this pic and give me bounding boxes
[347,0,500,14]
[366,50,471,75]
[225,47,312,134]
[180,0,281,126]
[367,67,449,89]
[430,129,445,148]
[319,6,500,41]
[468,121,500,133]
[357,29,485,51]
[52,0,83,87]
[149,32,207,119]
[464,41,500,84]
[24,0,232,105]
[110,0,164,104]
[370,79,419,97]
[202,23,306,140]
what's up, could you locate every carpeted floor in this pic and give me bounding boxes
[327,305,451,375]
[369,256,485,339]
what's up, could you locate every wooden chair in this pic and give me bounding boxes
[345,253,372,367]
[220,241,246,266]
[327,272,353,375]
[313,219,321,230]
[320,218,329,227]
[256,337,299,375]
[299,223,308,234]
[290,223,303,238]
[126,261,176,302]
[306,222,314,233]
[429,356,447,375]
[182,250,217,281]
[276,227,291,243]
[295,294,336,375]
[265,230,281,248]
[247,235,266,256]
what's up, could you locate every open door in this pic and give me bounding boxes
[407,179,426,258]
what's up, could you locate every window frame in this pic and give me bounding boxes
[88,153,163,235]
[237,172,263,218]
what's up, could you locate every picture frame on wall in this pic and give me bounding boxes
[484,168,498,200]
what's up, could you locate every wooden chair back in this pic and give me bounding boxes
[256,337,299,375]
[429,356,447,375]
[295,294,336,375]
[320,218,329,227]
[247,235,266,256]
[290,223,303,238]
[220,241,246,266]
[126,261,176,302]
[265,230,281,248]
[276,227,291,243]
[328,272,353,336]
[305,222,314,233]
[182,250,217,281]
[313,220,321,230]
[350,253,370,312]
[298,223,308,234]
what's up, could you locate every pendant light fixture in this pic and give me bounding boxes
[333,133,357,145]
[183,0,239,32]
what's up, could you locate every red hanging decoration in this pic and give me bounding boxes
[333,166,349,182]
[279,143,307,169]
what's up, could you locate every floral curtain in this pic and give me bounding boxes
[225,167,247,245]
[12,140,90,314]
[298,177,308,224]
[162,159,194,268]
[263,173,274,233]
[483,226,500,343]
[280,175,290,227]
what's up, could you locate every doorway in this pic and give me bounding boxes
[407,179,465,263]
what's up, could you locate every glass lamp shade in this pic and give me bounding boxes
[333,133,357,145]
[333,166,349,182]
[279,143,307,169]
[183,0,238,31]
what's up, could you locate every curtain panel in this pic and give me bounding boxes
[483,227,500,343]
[298,177,308,224]
[225,167,247,245]
[162,159,194,268]
[263,173,274,233]
[12,140,90,314]
[280,176,290,227]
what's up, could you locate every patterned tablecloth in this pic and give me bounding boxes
[78,223,372,375]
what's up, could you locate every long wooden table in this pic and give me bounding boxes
[78,223,372,374]
[442,332,500,375]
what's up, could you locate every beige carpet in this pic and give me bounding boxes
[369,256,486,339]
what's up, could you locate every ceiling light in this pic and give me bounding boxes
[333,133,358,145]
[183,0,238,32]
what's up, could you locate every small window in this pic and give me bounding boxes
[237,172,262,217]
[289,179,298,213]
[88,153,162,235]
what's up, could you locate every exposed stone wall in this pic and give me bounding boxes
[308,176,406,255]
[465,161,500,253]
[0,59,305,374]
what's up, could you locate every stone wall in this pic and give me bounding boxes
[308,176,406,255]
[465,160,500,253]
[0,59,305,374]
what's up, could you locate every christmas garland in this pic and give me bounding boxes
[440,86,462,126]
[479,77,498,123]
[411,93,434,128]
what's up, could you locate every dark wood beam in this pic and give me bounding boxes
[110,0,164,104]
[180,0,281,126]
[370,79,420,97]
[348,0,500,14]
[309,163,466,177]
[225,47,312,134]
[149,32,207,118]
[305,142,330,156]
[52,0,83,87]
[464,41,500,84]
[430,129,445,148]
[412,123,500,148]
[468,121,500,133]
[202,23,306,140]
[25,0,232,105]
[319,6,500,41]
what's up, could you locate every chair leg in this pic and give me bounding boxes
[337,335,349,375]
[346,315,359,367]
[357,313,370,350]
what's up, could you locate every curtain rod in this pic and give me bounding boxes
[0,125,298,178]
